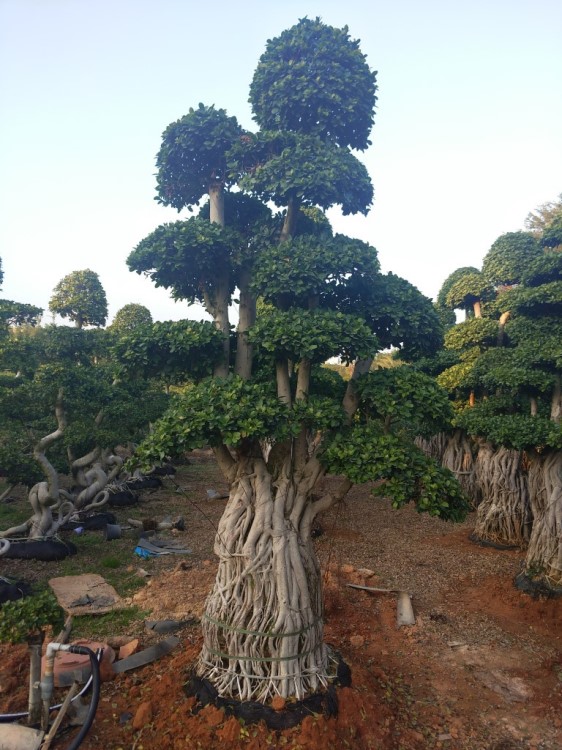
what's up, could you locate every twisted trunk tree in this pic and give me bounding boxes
[472,445,532,547]
[199,453,331,701]
[0,389,74,540]
[198,351,365,702]
[525,451,562,586]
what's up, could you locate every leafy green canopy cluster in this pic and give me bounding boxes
[249,17,377,151]
[427,205,562,450]
[109,303,153,334]
[156,104,243,210]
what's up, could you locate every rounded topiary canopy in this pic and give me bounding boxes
[436,267,480,308]
[249,17,377,151]
[110,303,153,334]
[445,271,490,311]
[481,232,541,287]
[155,104,243,210]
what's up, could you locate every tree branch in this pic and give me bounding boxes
[234,267,255,379]
[214,444,237,482]
[342,356,373,422]
[276,359,292,406]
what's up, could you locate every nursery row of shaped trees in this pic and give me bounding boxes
[416,196,562,590]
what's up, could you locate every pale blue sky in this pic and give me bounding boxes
[1,0,561,323]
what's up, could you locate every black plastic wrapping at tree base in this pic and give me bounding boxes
[0,577,32,604]
[468,532,520,551]
[62,512,117,531]
[514,571,562,598]
[183,650,352,730]
[1,539,77,561]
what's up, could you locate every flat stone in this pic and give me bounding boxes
[49,574,124,615]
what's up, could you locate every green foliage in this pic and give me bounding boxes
[127,18,461,528]
[434,304,456,330]
[445,271,491,311]
[437,266,480,307]
[127,218,243,305]
[251,233,379,304]
[444,318,499,353]
[155,103,243,210]
[133,378,288,462]
[112,319,223,383]
[249,308,378,364]
[520,251,562,287]
[311,366,347,399]
[540,217,562,249]
[505,316,562,368]
[321,424,467,520]
[0,325,169,485]
[356,367,453,438]
[413,349,460,377]
[198,192,274,241]
[49,269,108,328]
[353,273,444,359]
[436,360,478,393]
[474,347,553,392]
[455,407,562,450]
[481,232,541,287]
[496,280,562,315]
[0,588,64,644]
[0,300,43,329]
[109,303,153,334]
[233,131,373,215]
[249,17,377,151]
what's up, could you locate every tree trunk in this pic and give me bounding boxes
[234,266,255,380]
[551,376,562,424]
[279,195,298,244]
[198,454,329,703]
[525,451,562,587]
[473,446,532,546]
[473,300,482,318]
[209,181,230,378]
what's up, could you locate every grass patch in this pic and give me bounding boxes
[0,498,30,530]
[71,605,149,640]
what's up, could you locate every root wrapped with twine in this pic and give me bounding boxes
[198,456,328,703]
[525,452,562,587]
[472,445,532,547]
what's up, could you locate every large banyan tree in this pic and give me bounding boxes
[128,18,466,703]
[421,216,562,590]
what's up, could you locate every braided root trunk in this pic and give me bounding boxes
[198,457,328,703]
[473,446,532,547]
[525,452,562,587]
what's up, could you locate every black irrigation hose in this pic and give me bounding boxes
[61,645,101,750]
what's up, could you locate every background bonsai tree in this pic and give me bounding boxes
[128,18,465,703]
[0,322,178,539]
[49,269,108,329]
[108,303,153,334]
[419,200,562,588]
